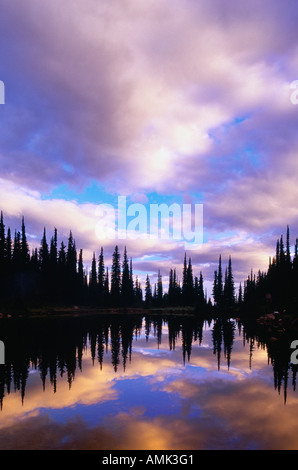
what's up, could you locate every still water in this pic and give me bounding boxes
[0,313,298,450]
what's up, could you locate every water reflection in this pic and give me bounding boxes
[0,314,207,405]
[0,313,298,450]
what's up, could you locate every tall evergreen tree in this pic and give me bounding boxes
[104,267,110,306]
[121,246,131,307]
[111,245,121,306]
[286,225,291,266]
[5,227,12,265]
[224,256,235,310]
[0,211,5,263]
[168,269,174,305]
[98,247,105,306]
[89,252,98,303]
[129,258,135,304]
[0,212,5,299]
[66,231,77,302]
[49,228,58,267]
[48,228,58,299]
[39,228,49,273]
[157,270,163,306]
[238,282,243,303]
[195,271,205,309]
[21,217,30,267]
[186,257,194,304]
[77,248,85,303]
[213,255,223,308]
[182,253,188,304]
[57,240,67,301]
[134,276,143,305]
[145,274,153,306]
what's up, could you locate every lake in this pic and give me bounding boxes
[0,313,298,450]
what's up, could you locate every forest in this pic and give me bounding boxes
[0,211,297,317]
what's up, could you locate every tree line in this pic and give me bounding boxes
[0,212,209,311]
[240,225,298,315]
[0,211,297,316]
[0,212,145,310]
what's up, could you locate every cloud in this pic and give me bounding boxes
[0,0,297,194]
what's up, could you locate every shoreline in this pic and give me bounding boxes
[0,305,199,319]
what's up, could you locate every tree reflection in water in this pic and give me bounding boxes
[0,313,297,408]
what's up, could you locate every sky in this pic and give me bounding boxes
[0,0,298,297]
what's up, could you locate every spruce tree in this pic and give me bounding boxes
[0,211,5,263]
[121,246,130,307]
[89,252,98,303]
[224,256,235,311]
[129,258,134,304]
[213,255,223,308]
[157,270,163,306]
[77,248,85,303]
[145,274,153,306]
[196,271,205,308]
[182,253,188,304]
[186,257,194,304]
[5,227,12,265]
[111,246,121,306]
[98,247,105,306]
[21,217,30,267]
[0,212,5,300]
[168,269,174,305]
[39,228,49,274]
[49,228,58,268]
[104,267,110,306]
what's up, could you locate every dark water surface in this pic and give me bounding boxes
[0,313,298,450]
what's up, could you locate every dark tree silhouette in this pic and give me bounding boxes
[98,247,105,306]
[145,274,153,306]
[121,246,131,307]
[0,212,297,319]
[111,245,121,306]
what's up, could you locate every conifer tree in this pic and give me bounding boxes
[0,211,5,264]
[238,282,243,303]
[213,255,223,308]
[39,228,49,273]
[223,256,235,310]
[129,258,134,304]
[77,248,85,303]
[186,257,194,304]
[65,231,77,303]
[21,217,30,267]
[157,270,163,306]
[121,246,130,307]
[134,276,143,305]
[168,269,174,305]
[49,228,58,267]
[98,247,105,305]
[89,252,98,303]
[57,241,66,301]
[0,212,5,299]
[5,227,12,265]
[145,274,153,306]
[196,271,205,308]
[111,245,121,306]
[104,267,110,306]
[182,253,188,304]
